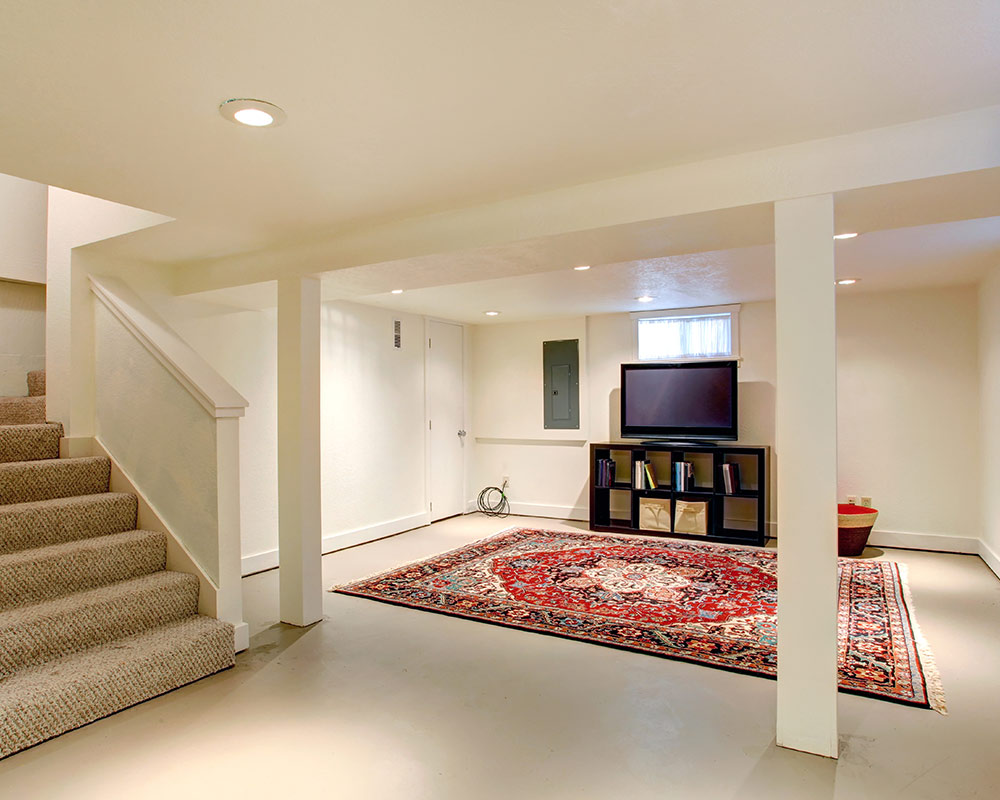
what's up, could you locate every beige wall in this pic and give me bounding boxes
[979,267,1000,568]
[94,301,220,583]
[469,286,982,545]
[837,286,980,542]
[0,173,47,284]
[320,300,429,544]
[154,294,438,574]
[0,280,46,396]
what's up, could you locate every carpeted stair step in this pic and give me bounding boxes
[0,571,199,678]
[0,423,64,463]
[0,395,45,425]
[0,492,138,555]
[26,370,45,397]
[0,530,166,611]
[0,615,234,758]
[0,456,110,505]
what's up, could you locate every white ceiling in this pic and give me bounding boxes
[191,216,1000,322]
[349,217,1000,323]
[1,1,998,265]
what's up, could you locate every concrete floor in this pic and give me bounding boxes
[1,514,998,799]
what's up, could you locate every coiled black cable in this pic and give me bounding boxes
[477,479,510,518]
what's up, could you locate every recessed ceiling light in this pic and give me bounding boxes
[390,289,404,294]
[636,295,654,303]
[574,265,591,271]
[833,232,859,240]
[836,278,859,285]
[219,98,287,128]
[484,310,501,317]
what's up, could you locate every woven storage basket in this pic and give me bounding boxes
[837,503,878,556]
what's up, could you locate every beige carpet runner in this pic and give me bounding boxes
[0,370,235,759]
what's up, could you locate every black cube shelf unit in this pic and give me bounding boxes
[590,441,770,547]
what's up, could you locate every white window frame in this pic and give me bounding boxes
[630,304,741,362]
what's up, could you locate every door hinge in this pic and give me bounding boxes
[430,502,433,511]
[428,337,432,348]
[429,419,432,430]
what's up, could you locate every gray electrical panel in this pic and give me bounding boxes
[543,339,580,429]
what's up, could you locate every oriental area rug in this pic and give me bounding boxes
[334,528,946,713]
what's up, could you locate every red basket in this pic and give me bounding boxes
[837,503,879,556]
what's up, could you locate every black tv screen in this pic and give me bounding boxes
[620,361,738,441]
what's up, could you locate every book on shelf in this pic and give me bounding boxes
[595,458,617,488]
[721,463,741,494]
[673,461,694,491]
[632,459,659,490]
[644,462,658,490]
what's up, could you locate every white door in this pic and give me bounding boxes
[427,320,465,521]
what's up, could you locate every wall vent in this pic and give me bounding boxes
[393,319,402,349]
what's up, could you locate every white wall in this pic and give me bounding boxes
[0,173,47,284]
[154,294,441,574]
[94,301,220,583]
[979,267,1000,574]
[471,317,590,518]
[321,300,429,546]
[470,286,982,548]
[0,280,46,396]
[837,286,980,546]
[155,299,279,573]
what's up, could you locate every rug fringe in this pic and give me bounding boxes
[896,562,948,715]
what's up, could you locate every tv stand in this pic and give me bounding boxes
[590,441,769,547]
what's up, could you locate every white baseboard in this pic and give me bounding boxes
[323,511,431,553]
[508,502,589,521]
[241,511,431,575]
[979,539,1000,580]
[233,622,249,653]
[464,498,588,521]
[240,549,279,576]
[867,529,979,554]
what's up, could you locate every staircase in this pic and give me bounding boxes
[0,371,235,759]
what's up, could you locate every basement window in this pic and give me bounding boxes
[632,305,740,361]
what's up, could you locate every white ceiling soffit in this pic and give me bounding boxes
[0,1,998,267]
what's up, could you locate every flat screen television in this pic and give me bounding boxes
[620,360,738,441]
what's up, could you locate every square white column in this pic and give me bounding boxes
[277,276,323,627]
[774,194,839,758]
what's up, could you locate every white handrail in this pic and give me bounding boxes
[89,275,248,418]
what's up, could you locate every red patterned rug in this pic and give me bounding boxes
[335,528,945,712]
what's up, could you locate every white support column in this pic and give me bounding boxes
[216,416,250,651]
[774,194,839,758]
[277,276,323,627]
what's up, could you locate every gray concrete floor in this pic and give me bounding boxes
[1,515,998,799]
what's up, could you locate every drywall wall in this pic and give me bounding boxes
[0,280,46,395]
[979,266,1000,574]
[321,300,429,547]
[0,173,47,284]
[154,294,437,573]
[155,298,279,573]
[470,286,981,546]
[837,286,980,546]
[46,185,171,431]
[472,308,775,520]
[471,317,590,517]
[94,301,220,583]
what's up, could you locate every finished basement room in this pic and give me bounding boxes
[1,3,999,799]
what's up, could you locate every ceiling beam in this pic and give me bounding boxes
[172,105,1000,295]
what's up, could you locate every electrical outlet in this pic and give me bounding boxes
[847,495,858,505]
[861,496,872,508]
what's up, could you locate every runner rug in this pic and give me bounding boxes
[333,528,945,712]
